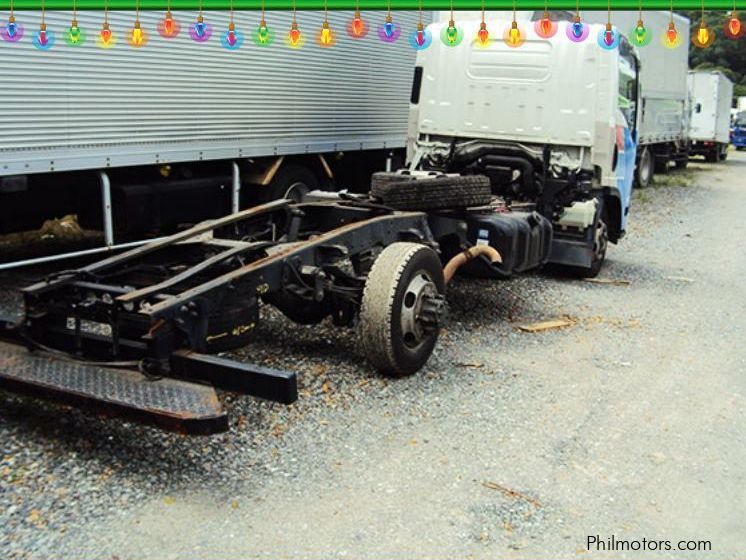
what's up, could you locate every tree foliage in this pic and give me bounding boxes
[680,11,746,102]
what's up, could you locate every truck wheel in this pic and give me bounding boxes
[674,157,689,170]
[561,218,608,279]
[719,144,728,161]
[636,147,653,188]
[705,149,719,163]
[359,243,446,377]
[262,164,318,203]
[371,175,492,211]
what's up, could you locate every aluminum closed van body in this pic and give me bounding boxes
[687,70,734,161]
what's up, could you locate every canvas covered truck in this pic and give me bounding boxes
[687,70,734,161]
[407,16,639,277]
[0,9,430,267]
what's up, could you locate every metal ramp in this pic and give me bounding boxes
[0,341,228,435]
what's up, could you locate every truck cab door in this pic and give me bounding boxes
[615,41,639,231]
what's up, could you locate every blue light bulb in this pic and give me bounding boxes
[8,21,17,37]
[196,22,205,37]
[572,21,583,38]
[384,21,394,37]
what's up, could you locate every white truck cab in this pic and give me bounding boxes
[407,16,640,274]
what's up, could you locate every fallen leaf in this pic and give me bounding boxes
[163,496,176,505]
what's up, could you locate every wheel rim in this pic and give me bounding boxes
[400,271,444,350]
[283,181,308,202]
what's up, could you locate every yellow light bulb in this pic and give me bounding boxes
[697,25,709,44]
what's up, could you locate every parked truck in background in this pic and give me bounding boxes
[407,15,640,277]
[731,111,746,150]
[584,10,691,185]
[0,9,429,265]
[687,70,734,161]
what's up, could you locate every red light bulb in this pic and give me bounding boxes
[729,14,741,36]
[352,11,364,36]
[416,22,425,46]
[540,14,552,35]
[604,23,614,45]
[666,22,678,45]
[477,21,489,45]
[100,22,111,44]
[289,21,301,46]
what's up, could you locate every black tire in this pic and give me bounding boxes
[371,174,492,211]
[636,147,653,188]
[370,170,441,192]
[674,157,689,170]
[557,216,608,279]
[359,243,446,377]
[705,150,719,163]
[262,164,318,203]
[654,156,669,174]
[720,144,728,161]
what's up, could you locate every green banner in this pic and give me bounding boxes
[1,1,740,10]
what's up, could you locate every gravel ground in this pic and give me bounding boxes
[1,155,745,559]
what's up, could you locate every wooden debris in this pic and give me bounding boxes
[665,276,695,283]
[517,318,575,333]
[583,278,631,286]
[456,362,484,369]
[482,481,543,508]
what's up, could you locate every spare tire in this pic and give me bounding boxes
[371,174,492,211]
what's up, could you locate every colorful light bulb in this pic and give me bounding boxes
[100,24,111,43]
[508,21,520,45]
[65,19,85,46]
[384,18,394,37]
[724,10,744,39]
[567,16,588,42]
[408,21,431,50]
[477,21,489,46]
[2,14,24,42]
[693,20,715,48]
[379,15,400,43]
[131,21,143,46]
[158,10,180,38]
[698,25,709,43]
[667,22,678,44]
[37,24,48,46]
[190,14,212,42]
[446,20,457,44]
[319,20,333,46]
[289,21,301,46]
[630,18,651,46]
[33,22,54,50]
[729,15,741,35]
[635,21,646,42]
[534,11,557,38]
[220,21,244,50]
[604,23,613,45]
[257,19,270,44]
[349,10,366,38]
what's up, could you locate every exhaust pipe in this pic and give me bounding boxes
[444,245,502,284]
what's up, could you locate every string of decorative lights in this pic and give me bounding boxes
[2,1,744,52]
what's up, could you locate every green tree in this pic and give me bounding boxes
[681,10,746,106]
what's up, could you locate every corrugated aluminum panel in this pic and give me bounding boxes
[0,10,429,175]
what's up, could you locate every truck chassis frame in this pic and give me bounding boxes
[0,196,466,434]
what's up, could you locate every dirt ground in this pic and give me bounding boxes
[1,153,745,559]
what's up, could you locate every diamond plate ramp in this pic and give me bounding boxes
[0,341,228,435]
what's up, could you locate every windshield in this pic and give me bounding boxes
[736,112,746,127]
